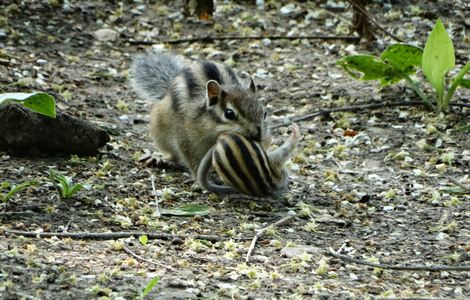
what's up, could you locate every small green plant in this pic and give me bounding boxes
[0,92,56,118]
[337,19,470,112]
[139,276,160,299]
[49,170,90,199]
[0,180,38,203]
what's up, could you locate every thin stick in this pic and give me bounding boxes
[245,212,295,263]
[63,215,74,233]
[123,244,175,271]
[150,173,161,217]
[270,101,469,129]
[328,248,470,271]
[0,211,34,216]
[346,0,403,42]
[4,229,247,242]
[271,101,422,129]
[130,34,360,45]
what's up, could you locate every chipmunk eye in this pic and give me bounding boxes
[224,108,236,120]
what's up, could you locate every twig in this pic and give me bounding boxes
[270,101,468,129]
[245,212,296,263]
[130,34,360,45]
[323,9,352,26]
[123,244,175,271]
[63,215,74,233]
[4,229,247,242]
[328,248,470,271]
[346,0,403,42]
[271,101,422,129]
[0,211,34,216]
[150,173,161,217]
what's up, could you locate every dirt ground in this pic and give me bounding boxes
[1,1,469,299]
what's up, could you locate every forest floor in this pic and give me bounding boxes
[0,1,469,299]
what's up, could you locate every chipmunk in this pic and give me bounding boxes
[197,123,300,197]
[130,50,270,177]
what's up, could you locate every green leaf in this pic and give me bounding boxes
[160,204,215,216]
[460,78,470,89]
[444,61,470,105]
[422,19,455,104]
[2,181,38,202]
[67,183,85,198]
[0,92,56,118]
[337,55,402,86]
[49,170,88,199]
[142,276,160,297]
[139,235,148,246]
[380,43,423,73]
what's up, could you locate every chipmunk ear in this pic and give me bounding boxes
[206,80,221,106]
[249,78,257,93]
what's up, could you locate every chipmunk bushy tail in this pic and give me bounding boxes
[130,51,185,101]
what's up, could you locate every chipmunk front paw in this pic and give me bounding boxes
[138,152,182,170]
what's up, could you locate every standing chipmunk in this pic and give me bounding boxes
[130,50,270,177]
[197,123,300,197]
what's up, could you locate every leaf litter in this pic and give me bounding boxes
[0,0,469,299]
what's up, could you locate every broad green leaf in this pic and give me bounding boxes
[142,276,160,297]
[139,235,148,246]
[337,55,402,86]
[460,78,470,89]
[380,43,423,73]
[0,92,56,118]
[160,204,215,216]
[422,19,455,102]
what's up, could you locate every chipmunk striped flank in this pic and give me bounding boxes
[197,123,300,197]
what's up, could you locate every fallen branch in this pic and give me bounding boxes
[130,34,360,45]
[4,229,248,242]
[270,101,469,129]
[245,212,296,263]
[123,244,175,271]
[328,248,470,271]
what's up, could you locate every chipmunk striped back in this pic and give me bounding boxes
[197,123,300,197]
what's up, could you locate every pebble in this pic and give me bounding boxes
[93,28,118,42]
